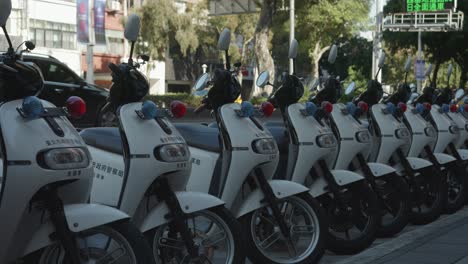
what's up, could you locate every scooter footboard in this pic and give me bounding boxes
[433,152,457,169]
[366,162,396,177]
[140,191,225,232]
[457,149,468,161]
[235,180,308,218]
[22,204,130,256]
[310,170,365,197]
[394,157,433,176]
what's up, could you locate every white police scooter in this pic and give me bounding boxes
[0,3,154,263]
[176,29,326,264]
[321,52,411,239]
[261,42,379,255]
[411,64,468,214]
[80,17,243,264]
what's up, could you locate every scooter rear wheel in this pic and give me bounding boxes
[241,193,326,264]
[35,220,155,264]
[409,167,446,225]
[375,174,411,237]
[321,180,380,255]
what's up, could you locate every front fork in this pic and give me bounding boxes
[254,168,291,239]
[42,187,81,264]
[154,178,201,262]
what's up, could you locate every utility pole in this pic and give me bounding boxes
[123,0,129,59]
[86,0,95,84]
[372,0,383,83]
[289,0,295,74]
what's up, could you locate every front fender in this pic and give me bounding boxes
[140,191,225,232]
[235,180,308,218]
[394,157,433,175]
[22,204,130,257]
[309,170,365,197]
[457,149,468,161]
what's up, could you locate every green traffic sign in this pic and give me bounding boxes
[406,0,455,12]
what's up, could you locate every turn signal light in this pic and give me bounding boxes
[261,102,274,117]
[170,100,187,118]
[66,96,86,119]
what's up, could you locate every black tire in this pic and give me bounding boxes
[409,166,446,225]
[30,220,155,264]
[445,163,467,214]
[375,174,411,237]
[148,206,246,264]
[241,193,326,264]
[322,180,380,255]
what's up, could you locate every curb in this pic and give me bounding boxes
[335,208,468,264]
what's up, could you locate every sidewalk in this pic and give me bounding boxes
[331,207,468,264]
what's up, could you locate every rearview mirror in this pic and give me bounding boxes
[256,71,269,88]
[194,73,210,91]
[328,45,338,64]
[425,63,433,77]
[124,14,140,42]
[309,78,320,91]
[217,28,231,51]
[455,88,464,100]
[0,0,11,27]
[404,56,412,73]
[447,64,453,79]
[345,82,356,95]
[378,52,386,68]
[288,39,298,59]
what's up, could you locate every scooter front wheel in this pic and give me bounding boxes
[445,164,467,214]
[149,206,245,264]
[36,220,155,264]
[241,193,326,264]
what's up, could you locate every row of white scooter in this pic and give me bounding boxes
[2,3,467,263]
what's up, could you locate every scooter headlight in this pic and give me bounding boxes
[449,125,460,134]
[155,144,190,162]
[316,134,337,148]
[395,128,411,139]
[356,131,371,143]
[424,126,436,137]
[252,138,277,154]
[39,148,89,170]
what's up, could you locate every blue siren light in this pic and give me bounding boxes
[240,101,254,117]
[441,104,450,113]
[305,102,318,116]
[385,102,395,114]
[22,96,44,118]
[141,100,158,119]
[416,103,425,114]
[346,102,356,115]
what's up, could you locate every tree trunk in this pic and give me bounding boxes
[311,41,331,78]
[253,0,275,97]
[459,66,467,88]
[432,58,441,87]
[240,37,254,100]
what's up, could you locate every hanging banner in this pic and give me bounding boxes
[77,0,89,43]
[94,0,106,44]
[406,0,455,12]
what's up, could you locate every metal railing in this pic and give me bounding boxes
[383,10,464,32]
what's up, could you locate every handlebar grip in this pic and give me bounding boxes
[194,103,207,114]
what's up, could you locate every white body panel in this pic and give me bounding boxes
[139,191,225,232]
[456,149,468,160]
[235,180,309,217]
[404,106,437,157]
[431,106,460,153]
[366,162,396,177]
[448,112,468,148]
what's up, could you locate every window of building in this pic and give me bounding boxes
[29,19,77,50]
[108,37,124,55]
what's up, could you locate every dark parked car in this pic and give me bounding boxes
[23,53,111,127]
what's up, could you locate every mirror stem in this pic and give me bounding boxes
[292,59,296,76]
[404,72,408,84]
[374,67,381,80]
[1,26,14,53]
[225,50,230,71]
[128,41,135,66]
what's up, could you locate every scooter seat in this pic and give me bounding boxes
[174,123,221,152]
[80,128,124,155]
